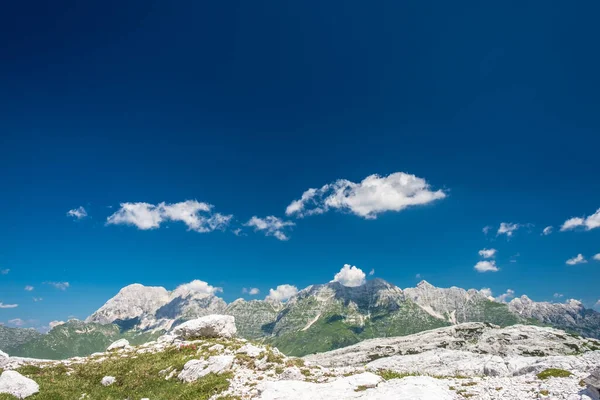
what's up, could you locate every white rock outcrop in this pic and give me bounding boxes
[106,339,130,351]
[178,355,234,383]
[171,315,236,339]
[258,373,455,400]
[236,343,265,358]
[0,370,40,399]
[101,376,116,386]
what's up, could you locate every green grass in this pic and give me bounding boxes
[0,344,232,400]
[536,368,573,380]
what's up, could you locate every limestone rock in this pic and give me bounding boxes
[0,370,40,399]
[106,339,130,351]
[178,355,234,383]
[171,315,236,339]
[236,343,265,358]
[101,376,116,386]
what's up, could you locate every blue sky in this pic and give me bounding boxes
[1,1,599,330]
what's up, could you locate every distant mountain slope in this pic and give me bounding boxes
[0,325,42,353]
[509,295,600,338]
[6,278,600,360]
[8,320,160,360]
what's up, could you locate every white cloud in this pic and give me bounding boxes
[332,264,366,287]
[478,248,497,258]
[232,228,246,237]
[560,208,600,231]
[497,222,520,237]
[553,293,564,299]
[480,288,493,298]
[482,226,492,235]
[368,269,375,276]
[44,281,70,291]
[106,200,232,233]
[496,289,515,303]
[415,273,422,279]
[542,226,553,235]
[32,297,43,302]
[67,206,88,220]
[594,254,600,261]
[242,287,260,295]
[0,302,18,309]
[244,216,295,241]
[24,285,34,292]
[474,260,499,273]
[8,318,25,326]
[265,284,298,302]
[0,269,9,275]
[566,254,587,265]
[172,280,222,297]
[49,320,65,329]
[286,172,446,219]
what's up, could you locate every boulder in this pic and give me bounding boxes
[178,355,234,383]
[106,339,130,351]
[101,376,116,386]
[584,368,600,400]
[171,315,236,339]
[236,343,265,358]
[0,350,8,369]
[0,370,40,399]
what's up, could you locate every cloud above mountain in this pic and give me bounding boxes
[560,208,600,231]
[242,287,260,295]
[474,260,499,272]
[172,280,222,297]
[496,289,515,303]
[285,172,446,219]
[106,200,232,233]
[265,284,298,302]
[332,264,366,287]
[244,216,295,241]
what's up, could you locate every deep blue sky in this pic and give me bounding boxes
[1,1,599,330]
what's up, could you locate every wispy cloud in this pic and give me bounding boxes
[67,206,88,220]
[24,285,34,291]
[286,172,446,219]
[560,208,600,231]
[368,269,375,276]
[542,226,553,235]
[497,222,520,237]
[332,264,366,287]
[474,260,499,273]
[0,302,18,309]
[478,248,496,258]
[496,289,515,303]
[482,225,493,235]
[565,254,587,265]
[32,297,43,302]
[242,287,260,295]
[106,200,232,233]
[265,284,298,302]
[244,216,295,241]
[553,293,564,299]
[44,281,70,291]
[8,318,25,326]
[0,269,9,275]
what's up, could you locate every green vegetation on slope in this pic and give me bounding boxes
[8,320,161,360]
[0,343,231,400]
[269,301,449,356]
[0,325,42,353]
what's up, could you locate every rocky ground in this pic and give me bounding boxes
[0,316,598,399]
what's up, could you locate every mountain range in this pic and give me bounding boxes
[3,278,600,359]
